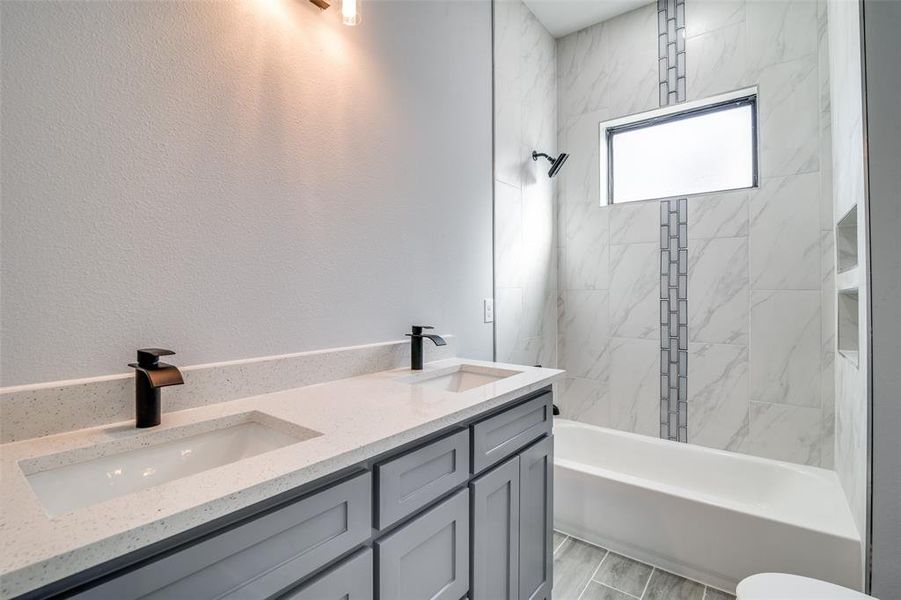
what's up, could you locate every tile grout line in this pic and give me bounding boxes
[593,582,643,600]
[553,534,570,555]
[588,555,646,600]
[576,550,610,600]
[590,578,643,600]
[591,570,651,600]
[639,567,656,600]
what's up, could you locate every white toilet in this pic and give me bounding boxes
[736,574,876,600]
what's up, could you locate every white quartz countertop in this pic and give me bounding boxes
[0,358,563,599]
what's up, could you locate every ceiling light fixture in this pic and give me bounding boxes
[307,0,359,25]
[341,0,360,25]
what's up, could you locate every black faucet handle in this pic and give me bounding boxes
[136,348,176,368]
[410,325,434,335]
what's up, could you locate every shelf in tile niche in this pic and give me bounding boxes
[836,266,859,291]
[836,205,858,274]
[837,288,860,367]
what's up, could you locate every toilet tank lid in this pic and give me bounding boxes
[736,574,875,600]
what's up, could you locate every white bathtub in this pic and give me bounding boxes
[553,419,863,593]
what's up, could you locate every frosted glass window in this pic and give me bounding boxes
[604,98,757,204]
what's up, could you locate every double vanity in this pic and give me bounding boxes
[0,358,562,600]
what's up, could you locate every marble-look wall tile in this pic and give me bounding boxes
[556,3,657,124]
[559,376,609,427]
[609,337,660,436]
[600,3,659,118]
[821,229,836,414]
[493,0,522,80]
[559,202,609,290]
[521,8,558,188]
[494,0,524,188]
[522,178,557,339]
[689,237,749,345]
[688,192,749,240]
[747,401,822,466]
[609,201,660,245]
[758,54,819,178]
[511,334,556,369]
[558,108,609,207]
[494,0,557,368]
[827,0,866,223]
[523,274,557,345]
[836,356,867,535]
[685,0,745,39]
[749,174,820,290]
[749,290,821,407]
[556,20,609,123]
[523,175,557,258]
[495,180,524,288]
[495,287,524,364]
[685,23,748,101]
[746,0,818,76]
[558,289,610,381]
[821,372,835,469]
[609,242,659,340]
[817,0,836,473]
[817,6,834,233]
[688,343,749,451]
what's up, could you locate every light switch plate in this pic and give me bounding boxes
[483,298,494,323]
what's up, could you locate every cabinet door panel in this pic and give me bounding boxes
[470,456,519,600]
[518,436,553,600]
[281,548,373,600]
[376,489,469,600]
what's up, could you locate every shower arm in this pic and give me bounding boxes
[532,151,553,163]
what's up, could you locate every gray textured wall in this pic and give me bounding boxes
[862,0,901,593]
[0,0,493,385]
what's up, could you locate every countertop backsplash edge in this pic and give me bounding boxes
[0,337,457,444]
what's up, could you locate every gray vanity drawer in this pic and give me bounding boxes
[282,548,373,600]
[471,393,551,474]
[376,488,470,600]
[375,428,470,529]
[74,472,372,600]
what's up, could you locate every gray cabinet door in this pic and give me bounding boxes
[470,456,520,600]
[376,429,470,530]
[282,548,373,600]
[471,393,551,474]
[74,472,372,600]
[518,436,553,600]
[376,488,470,600]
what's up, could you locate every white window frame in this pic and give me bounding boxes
[598,86,760,206]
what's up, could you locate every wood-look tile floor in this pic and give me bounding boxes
[552,532,736,600]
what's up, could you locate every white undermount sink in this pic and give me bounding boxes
[404,364,522,393]
[21,413,321,517]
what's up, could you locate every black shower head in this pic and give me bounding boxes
[532,150,569,178]
[547,153,569,178]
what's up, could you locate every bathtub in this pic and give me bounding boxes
[553,419,862,593]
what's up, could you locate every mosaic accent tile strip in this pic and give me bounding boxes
[657,0,686,106]
[660,198,688,442]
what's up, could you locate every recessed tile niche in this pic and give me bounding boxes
[837,288,860,366]
[836,206,858,273]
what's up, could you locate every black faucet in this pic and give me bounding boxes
[127,348,184,428]
[406,325,446,370]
